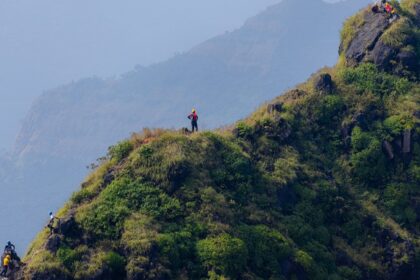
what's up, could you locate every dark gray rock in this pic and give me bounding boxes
[103,169,115,186]
[351,112,367,129]
[343,9,419,77]
[267,102,284,114]
[345,11,390,66]
[368,39,397,71]
[45,234,61,253]
[58,215,79,237]
[314,73,333,94]
[264,117,292,141]
[396,50,418,74]
[393,136,403,151]
[383,140,394,159]
[414,110,420,119]
[403,130,412,154]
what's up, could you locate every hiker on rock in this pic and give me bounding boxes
[384,2,398,22]
[4,241,20,263]
[372,0,398,22]
[0,254,10,276]
[47,211,59,235]
[188,109,199,132]
[3,242,14,254]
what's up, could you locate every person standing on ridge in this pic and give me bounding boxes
[47,211,59,235]
[188,109,199,132]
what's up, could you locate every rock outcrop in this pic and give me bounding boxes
[342,6,420,77]
[344,11,390,66]
[314,73,334,94]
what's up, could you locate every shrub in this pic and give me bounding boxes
[122,213,159,255]
[235,121,253,139]
[282,215,313,245]
[350,138,387,183]
[384,114,415,136]
[80,177,181,239]
[294,250,315,273]
[157,231,194,270]
[238,225,292,278]
[351,126,373,152]
[340,64,411,97]
[383,184,417,224]
[57,246,88,271]
[337,266,362,280]
[315,95,345,125]
[381,18,413,48]
[71,188,95,204]
[273,147,300,186]
[73,250,126,280]
[131,137,190,190]
[196,234,248,278]
[108,140,134,162]
[209,138,254,189]
[104,251,126,277]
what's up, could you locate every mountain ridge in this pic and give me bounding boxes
[0,0,371,254]
[12,1,420,279]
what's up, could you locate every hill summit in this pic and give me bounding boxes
[12,1,420,279]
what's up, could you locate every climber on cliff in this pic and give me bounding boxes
[3,242,14,255]
[0,254,10,277]
[384,1,399,22]
[187,109,199,133]
[46,211,60,235]
[3,241,20,263]
[372,0,398,22]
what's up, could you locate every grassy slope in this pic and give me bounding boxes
[21,1,420,280]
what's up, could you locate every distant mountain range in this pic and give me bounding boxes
[0,0,370,252]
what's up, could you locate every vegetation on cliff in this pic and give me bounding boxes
[16,1,420,279]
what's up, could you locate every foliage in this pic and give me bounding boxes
[238,225,292,278]
[272,146,300,185]
[108,140,134,162]
[381,18,414,48]
[79,177,181,239]
[235,121,253,139]
[196,234,248,278]
[340,64,411,97]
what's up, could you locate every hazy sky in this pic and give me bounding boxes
[0,0,281,151]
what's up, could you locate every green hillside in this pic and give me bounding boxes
[15,1,420,279]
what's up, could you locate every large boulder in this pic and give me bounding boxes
[342,7,420,77]
[344,11,390,66]
[314,73,334,94]
[45,234,61,253]
[57,215,79,237]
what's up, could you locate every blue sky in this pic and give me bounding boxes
[0,0,280,151]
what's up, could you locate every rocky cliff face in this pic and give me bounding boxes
[341,2,420,77]
[10,1,420,280]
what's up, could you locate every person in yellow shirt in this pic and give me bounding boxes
[0,254,11,276]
